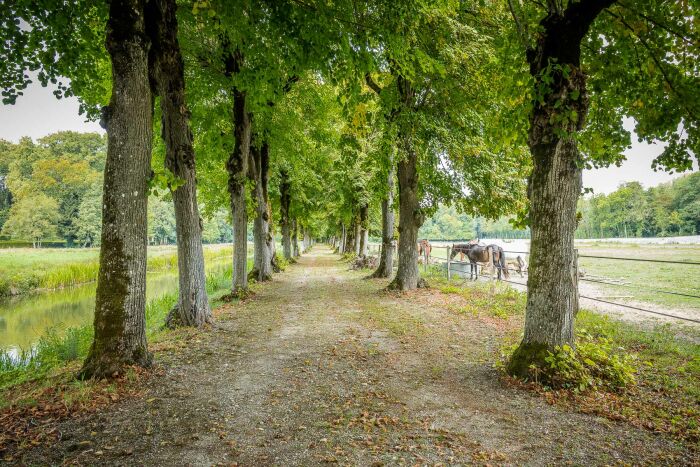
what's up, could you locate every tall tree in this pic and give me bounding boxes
[80,0,154,378]
[505,0,699,375]
[147,0,212,326]
[2,1,158,377]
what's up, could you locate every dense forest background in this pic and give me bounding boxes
[1,131,698,246]
[0,132,232,247]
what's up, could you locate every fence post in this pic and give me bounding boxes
[447,246,451,281]
[573,248,579,317]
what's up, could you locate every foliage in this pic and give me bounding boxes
[535,331,637,392]
[0,134,105,246]
[577,173,700,238]
[1,193,59,245]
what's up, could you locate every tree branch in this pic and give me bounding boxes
[507,0,530,50]
[364,73,383,95]
[605,8,698,121]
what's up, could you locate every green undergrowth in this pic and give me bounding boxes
[499,327,637,393]
[0,246,232,297]
[275,252,290,272]
[340,252,357,262]
[426,268,699,445]
[500,311,700,445]
[425,269,526,319]
[0,265,238,396]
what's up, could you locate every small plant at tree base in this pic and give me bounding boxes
[275,253,289,272]
[500,328,637,393]
[340,252,357,262]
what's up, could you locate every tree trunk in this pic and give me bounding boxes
[359,203,368,257]
[268,200,281,272]
[372,163,395,278]
[344,220,355,254]
[148,0,211,327]
[248,142,273,282]
[292,218,300,257]
[226,87,250,296]
[79,0,152,379]
[388,144,424,290]
[507,3,606,375]
[279,169,293,261]
[303,228,311,252]
[353,217,361,255]
[340,224,346,253]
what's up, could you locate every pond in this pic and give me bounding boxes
[0,261,229,353]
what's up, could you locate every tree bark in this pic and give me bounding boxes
[248,142,273,281]
[344,221,355,254]
[79,0,153,379]
[388,143,424,290]
[507,1,612,376]
[353,217,361,255]
[359,203,368,257]
[291,218,300,257]
[303,227,311,252]
[372,162,395,278]
[147,0,211,328]
[227,87,250,296]
[339,224,346,253]
[279,168,293,261]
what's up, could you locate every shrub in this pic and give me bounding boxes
[275,252,289,271]
[501,328,637,393]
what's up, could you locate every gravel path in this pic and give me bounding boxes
[17,247,696,465]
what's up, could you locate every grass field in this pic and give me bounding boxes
[0,244,235,297]
[575,242,700,309]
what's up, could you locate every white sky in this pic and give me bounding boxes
[0,80,695,194]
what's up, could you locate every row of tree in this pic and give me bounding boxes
[1,0,696,379]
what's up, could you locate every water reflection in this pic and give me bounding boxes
[0,261,229,351]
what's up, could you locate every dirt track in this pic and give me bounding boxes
[18,247,696,465]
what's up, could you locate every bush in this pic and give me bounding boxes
[340,252,356,262]
[502,328,637,393]
[275,252,289,271]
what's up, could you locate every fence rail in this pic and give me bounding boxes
[363,242,700,325]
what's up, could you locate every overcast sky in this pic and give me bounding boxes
[0,80,695,195]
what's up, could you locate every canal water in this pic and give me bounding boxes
[0,261,230,353]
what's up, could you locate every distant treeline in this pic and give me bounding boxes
[0,132,233,247]
[577,174,700,238]
[419,173,699,240]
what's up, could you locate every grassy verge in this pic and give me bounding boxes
[0,245,233,297]
[426,268,699,448]
[0,261,241,396]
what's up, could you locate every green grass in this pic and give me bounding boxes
[0,245,234,297]
[0,262,241,395]
[576,242,700,309]
[424,266,526,319]
[429,269,699,445]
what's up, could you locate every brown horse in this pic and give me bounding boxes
[450,242,509,280]
[418,239,432,264]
